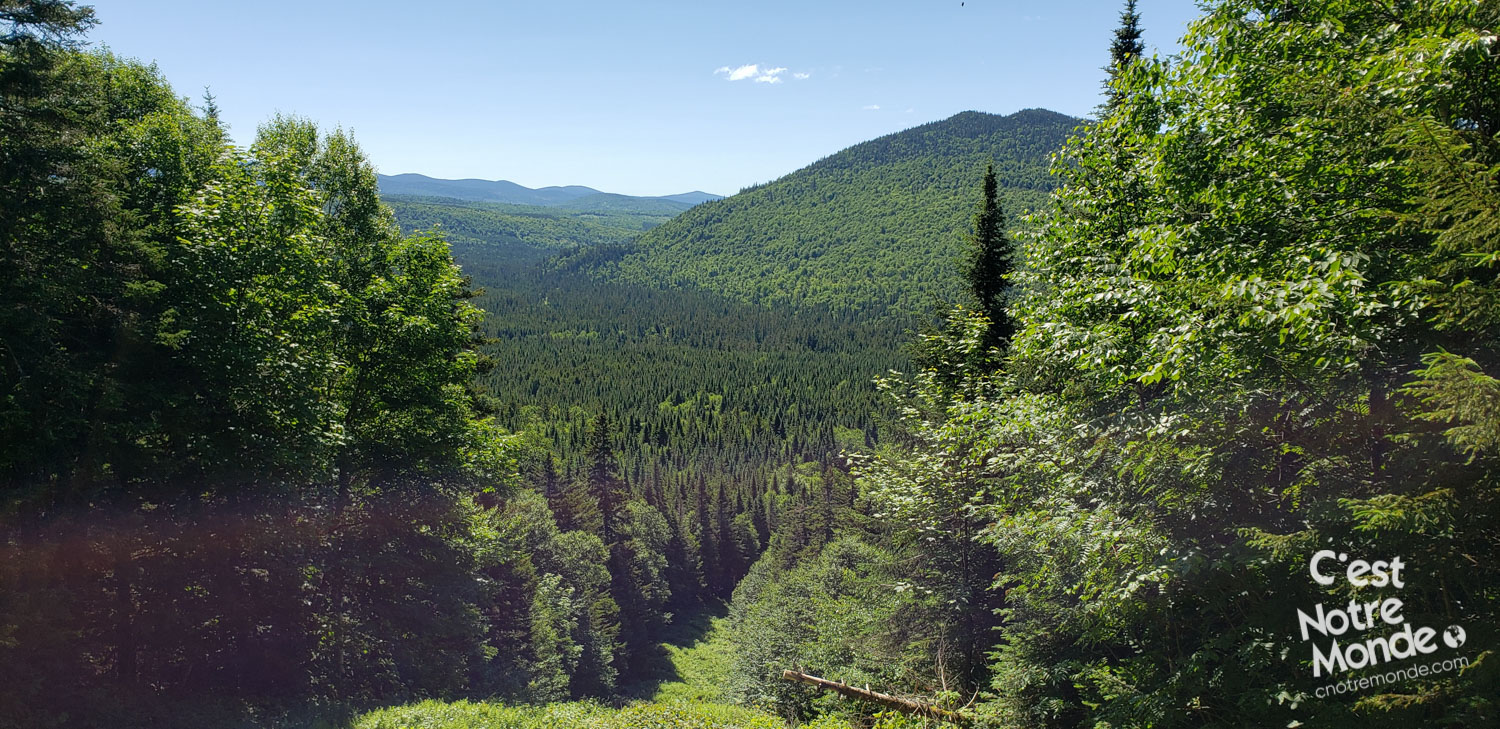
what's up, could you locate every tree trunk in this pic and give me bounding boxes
[780,669,972,726]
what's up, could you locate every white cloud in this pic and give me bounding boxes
[715,64,801,84]
[752,67,786,83]
[793,72,811,80]
[862,104,881,111]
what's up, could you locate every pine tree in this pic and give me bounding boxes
[694,476,721,595]
[1102,0,1144,110]
[0,0,96,58]
[586,412,623,543]
[965,164,1013,346]
[553,479,603,535]
[538,455,561,500]
[200,86,220,122]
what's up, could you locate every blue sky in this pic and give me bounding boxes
[85,0,1202,197]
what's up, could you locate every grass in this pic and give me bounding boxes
[347,603,855,728]
[650,613,736,704]
[621,603,737,704]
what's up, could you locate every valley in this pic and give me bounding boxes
[4,1,1497,728]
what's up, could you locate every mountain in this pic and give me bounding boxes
[576,109,1081,317]
[376,173,600,205]
[376,173,721,209]
[658,191,721,206]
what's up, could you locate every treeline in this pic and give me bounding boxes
[727,1,1500,727]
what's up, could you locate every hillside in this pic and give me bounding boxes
[457,250,901,564]
[581,109,1081,316]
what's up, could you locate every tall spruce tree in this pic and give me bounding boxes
[586,412,623,543]
[965,164,1013,346]
[1102,0,1144,110]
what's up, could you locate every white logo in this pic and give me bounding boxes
[1296,550,1465,678]
[1308,550,1405,588]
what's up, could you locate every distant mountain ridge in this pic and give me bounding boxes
[573,108,1082,317]
[655,191,721,206]
[377,173,720,209]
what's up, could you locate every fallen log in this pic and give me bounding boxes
[779,669,971,727]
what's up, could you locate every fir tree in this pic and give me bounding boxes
[200,86,220,121]
[552,479,603,535]
[1102,0,1144,110]
[586,412,624,543]
[965,164,1013,346]
[694,476,721,596]
[538,455,561,500]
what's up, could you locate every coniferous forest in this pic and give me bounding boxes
[3,0,1499,728]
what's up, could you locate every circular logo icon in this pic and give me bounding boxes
[1443,625,1466,650]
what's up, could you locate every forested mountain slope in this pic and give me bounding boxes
[581,109,1080,316]
[455,246,899,602]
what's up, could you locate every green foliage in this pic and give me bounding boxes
[839,1,1500,727]
[528,573,583,701]
[728,538,928,722]
[473,490,624,701]
[583,110,1077,317]
[0,16,535,725]
[1404,351,1500,457]
[376,174,712,211]
[0,45,230,493]
[543,529,623,697]
[355,699,610,729]
[0,0,94,54]
[616,498,674,637]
